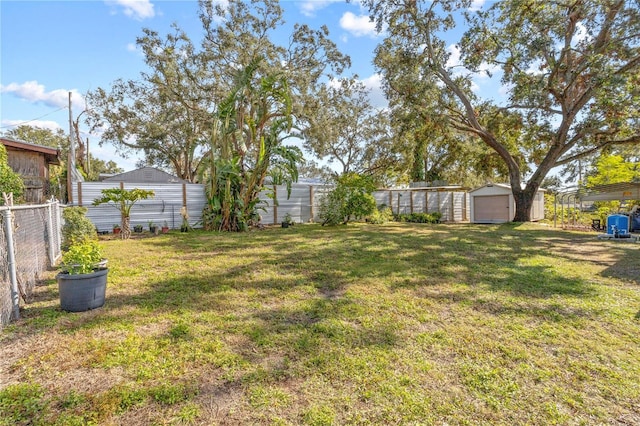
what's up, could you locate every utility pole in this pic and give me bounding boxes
[86,137,90,178]
[67,92,75,204]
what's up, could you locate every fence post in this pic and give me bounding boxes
[309,186,315,223]
[2,209,20,320]
[410,190,414,214]
[46,202,55,266]
[77,182,83,206]
[450,192,454,222]
[273,186,278,224]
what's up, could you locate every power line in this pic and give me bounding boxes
[0,106,68,129]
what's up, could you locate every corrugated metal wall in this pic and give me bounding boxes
[71,182,205,232]
[70,182,470,231]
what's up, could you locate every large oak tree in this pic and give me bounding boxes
[364,0,640,221]
[86,0,349,183]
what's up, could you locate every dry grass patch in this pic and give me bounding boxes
[1,223,639,425]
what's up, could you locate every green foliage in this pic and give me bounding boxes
[61,241,103,275]
[0,143,24,204]
[587,154,640,187]
[395,212,442,224]
[149,383,195,406]
[587,154,640,215]
[368,206,394,224]
[202,60,301,232]
[0,382,48,424]
[87,0,349,182]
[61,207,97,251]
[365,0,640,221]
[320,173,377,225]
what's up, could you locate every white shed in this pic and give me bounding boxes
[470,183,545,223]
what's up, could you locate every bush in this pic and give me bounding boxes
[319,173,377,225]
[61,241,103,275]
[395,212,442,224]
[62,207,96,251]
[368,206,394,224]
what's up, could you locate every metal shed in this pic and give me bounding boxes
[101,166,186,184]
[470,183,545,223]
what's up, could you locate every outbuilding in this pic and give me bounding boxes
[470,183,545,223]
[1,137,60,204]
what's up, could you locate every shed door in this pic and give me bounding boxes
[474,195,510,222]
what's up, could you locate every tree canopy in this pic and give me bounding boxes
[364,0,640,221]
[302,77,400,185]
[86,0,350,184]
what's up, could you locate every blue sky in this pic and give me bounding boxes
[1,0,489,171]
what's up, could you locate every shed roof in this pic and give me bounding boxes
[1,137,61,165]
[102,166,185,184]
[470,183,546,193]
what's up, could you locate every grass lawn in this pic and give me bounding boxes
[1,222,639,425]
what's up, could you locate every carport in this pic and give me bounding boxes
[556,182,640,231]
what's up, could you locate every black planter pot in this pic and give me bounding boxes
[281,222,289,228]
[57,268,108,312]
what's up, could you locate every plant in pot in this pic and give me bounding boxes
[133,224,143,233]
[161,220,169,233]
[113,224,121,235]
[148,220,158,234]
[282,212,293,228]
[57,240,108,312]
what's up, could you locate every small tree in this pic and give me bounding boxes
[92,188,154,239]
[320,173,377,225]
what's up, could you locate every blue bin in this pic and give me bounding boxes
[607,214,630,235]
[631,214,640,232]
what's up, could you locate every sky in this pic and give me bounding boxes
[0,0,489,172]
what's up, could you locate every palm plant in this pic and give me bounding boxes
[202,58,302,231]
[92,188,154,239]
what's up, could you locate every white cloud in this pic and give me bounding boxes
[361,73,388,109]
[299,0,342,17]
[446,44,501,79]
[498,83,514,97]
[126,43,138,52]
[1,81,84,109]
[339,12,379,38]
[468,0,486,12]
[572,22,592,46]
[446,44,462,68]
[104,0,155,20]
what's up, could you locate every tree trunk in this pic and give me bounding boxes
[512,188,535,222]
[122,215,131,240]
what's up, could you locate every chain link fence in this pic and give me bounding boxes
[0,201,62,327]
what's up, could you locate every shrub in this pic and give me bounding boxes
[368,206,394,224]
[319,173,377,225]
[62,207,96,251]
[395,212,442,224]
[61,241,103,275]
